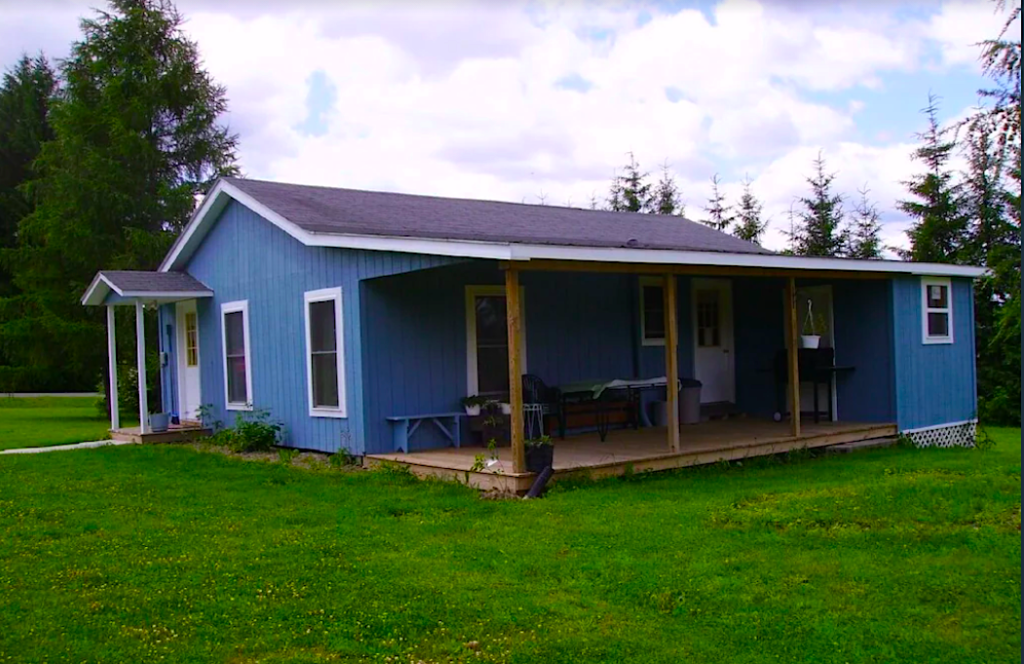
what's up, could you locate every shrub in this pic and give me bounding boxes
[206,408,283,453]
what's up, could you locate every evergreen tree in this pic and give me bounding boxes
[968,0,1021,156]
[703,174,735,232]
[846,186,884,259]
[898,95,969,263]
[608,152,652,213]
[0,55,56,298]
[733,176,767,244]
[789,152,847,257]
[0,0,238,391]
[652,162,684,216]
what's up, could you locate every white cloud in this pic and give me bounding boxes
[0,0,1003,254]
[925,0,1019,68]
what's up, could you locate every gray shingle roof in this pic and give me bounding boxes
[100,270,212,294]
[226,177,771,255]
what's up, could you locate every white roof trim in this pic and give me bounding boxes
[158,179,987,279]
[81,272,213,306]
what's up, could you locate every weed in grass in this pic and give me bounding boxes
[277,447,299,465]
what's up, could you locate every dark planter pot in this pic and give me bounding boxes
[525,444,554,474]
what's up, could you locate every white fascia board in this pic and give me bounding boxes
[509,244,987,278]
[158,181,234,272]
[309,232,514,260]
[120,290,215,300]
[81,273,124,306]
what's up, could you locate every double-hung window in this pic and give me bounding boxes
[304,287,346,417]
[921,278,953,344]
[639,277,666,346]
[221,301,252,410]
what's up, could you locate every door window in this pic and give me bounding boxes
[696,290,721,348]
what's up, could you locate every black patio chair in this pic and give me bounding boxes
[522,373,564,439]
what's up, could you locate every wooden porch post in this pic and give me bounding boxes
[786,277,801,438]
[135,301,149,434]
[506,266,525,474]
[106,305,120,431]
[664,274,680,452]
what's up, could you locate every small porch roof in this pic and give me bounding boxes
[81,270,213,306]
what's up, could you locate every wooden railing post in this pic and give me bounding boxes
[506,266,525,473]
[135,301,149,435]
[664,274,680,452]
[786,277,801,438]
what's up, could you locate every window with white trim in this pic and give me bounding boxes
[304,287,346,417]
[221,301,252,410]
[922,278,953,344]
[639,277,665,346]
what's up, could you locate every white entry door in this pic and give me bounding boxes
[176,300,202,422]
[692,279,735,404]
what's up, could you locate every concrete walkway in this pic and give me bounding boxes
[1,439,137,455]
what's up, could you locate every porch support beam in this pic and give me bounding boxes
[106,305,119,431]
[505,260,890,281]
[786,277,801,438]
[663,273,680,452]
[135,301,149,435]
[505,265,525,474]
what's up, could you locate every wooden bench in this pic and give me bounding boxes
[386,412,465,453]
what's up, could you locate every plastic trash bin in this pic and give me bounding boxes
[679,378,702,425]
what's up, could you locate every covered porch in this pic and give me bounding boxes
[361,256,899,489]
[81,270,214,440]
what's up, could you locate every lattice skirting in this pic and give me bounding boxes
[904,421,977,448]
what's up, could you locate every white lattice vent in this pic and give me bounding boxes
[905,421,977,448]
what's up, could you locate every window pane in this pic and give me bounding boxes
[643,285,665,339]
[927,312,949,338]
[312,352,339,407]
[225,311,245,356]
[185,312,198,367]
[227,356,248,403]
[927,285,948,309]
[477,346,510,395]
[475,296,507,344]
[309,300,337,353]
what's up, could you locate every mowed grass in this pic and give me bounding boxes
[0,396,123,450]
[0,430,1019,663]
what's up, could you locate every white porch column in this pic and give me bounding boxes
[135,301,149,434]
[106,305,119,430]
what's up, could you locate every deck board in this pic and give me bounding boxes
[365,419,898,492]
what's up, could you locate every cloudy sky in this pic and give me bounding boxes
[0,0,1017,251]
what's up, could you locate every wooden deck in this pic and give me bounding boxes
[110,424,210,444]
[365,419,898,493]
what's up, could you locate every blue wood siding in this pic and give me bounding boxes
[734,278,785,417]
[892,276,977,430]
[833,280,895,422]
[181,200,461,453]
[158,303,177,416]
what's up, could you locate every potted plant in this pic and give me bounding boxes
[499,402,513,415]
[800,310,827,349]
[525,435,554,473]
[461,395,488,416]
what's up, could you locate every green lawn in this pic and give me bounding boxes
[0,429,1019,663]
[0,396,135,450]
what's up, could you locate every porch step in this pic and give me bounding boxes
[826,436,899,454]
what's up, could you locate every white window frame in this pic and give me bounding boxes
[465,285,527,397]
[304,287,347,418]
[921,277,954,345]
[221,300,253,411]
[639,276,666,347]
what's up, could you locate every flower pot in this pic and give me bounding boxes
[499,403,512,415]
[800,335,821,349]
[464,405,481,416]
[150,412,170,433]
[525,444,554,474]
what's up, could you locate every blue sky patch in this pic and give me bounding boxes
[556,73,594,93]
[294,70,338,138]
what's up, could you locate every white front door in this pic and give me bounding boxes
[692,279,735,404]
[176,300,202,422]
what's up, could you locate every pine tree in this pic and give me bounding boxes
[733,176,767,244]
[652,162,684,216]
[703,174,735,232]
[789,152,847,257]
[898,95,969,263]
[608,152,652,213]
[0,0,238,391]
[846,186,884,259]
[0,55,56,298]
[968,0,1021,156]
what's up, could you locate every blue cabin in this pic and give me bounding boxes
[82,177,985,488]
